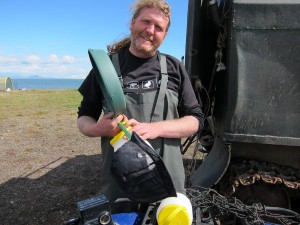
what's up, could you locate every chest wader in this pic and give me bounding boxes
[100,53,185,201]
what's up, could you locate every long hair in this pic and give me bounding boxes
[107,0,171,54]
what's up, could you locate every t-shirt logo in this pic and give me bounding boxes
[142,80,154,89]
[127,81,139,89]
[124,79,158,93]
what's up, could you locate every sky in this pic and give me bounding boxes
[0,0,189,79]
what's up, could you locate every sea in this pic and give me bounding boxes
[12,79,84,90]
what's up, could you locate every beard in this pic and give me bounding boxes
[131,31,161,57]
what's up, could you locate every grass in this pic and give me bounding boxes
[0,89,82,120]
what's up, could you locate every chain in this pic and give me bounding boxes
[219,159,300,197]
[187,188,300,225]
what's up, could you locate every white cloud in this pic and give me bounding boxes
[0,56,18,63]
[0,53,91,79]
[62,55,75,63]
[26,54,40,63]
[48,54,59,63]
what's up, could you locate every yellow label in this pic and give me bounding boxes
[110,126,132,146]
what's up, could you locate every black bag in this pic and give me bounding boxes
[111,132,177,203]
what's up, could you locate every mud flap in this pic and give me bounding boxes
[189,136,230,189]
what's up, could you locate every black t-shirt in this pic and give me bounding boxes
[78,48,204,128]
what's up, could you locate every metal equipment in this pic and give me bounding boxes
[184,0,300,215]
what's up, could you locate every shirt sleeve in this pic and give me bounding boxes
[77,98,102,121]
[77,69,103,120]
[176,59,205,131]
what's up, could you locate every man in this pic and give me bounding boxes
[77,0,204,200]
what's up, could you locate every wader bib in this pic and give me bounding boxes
[101,53,185,200]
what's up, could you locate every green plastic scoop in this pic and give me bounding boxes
[88,49,130,138]
[88,49,126,115]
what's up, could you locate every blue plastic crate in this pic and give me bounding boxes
[112,212,145,225]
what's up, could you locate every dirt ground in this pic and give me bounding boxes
[0,104,199,225]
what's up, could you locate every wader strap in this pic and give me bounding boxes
[150,54,168,122]
[111,53,123,87]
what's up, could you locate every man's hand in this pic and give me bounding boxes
[126,119,160,140]
[77,113,127,137]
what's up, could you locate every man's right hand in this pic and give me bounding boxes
[77,112,127,137]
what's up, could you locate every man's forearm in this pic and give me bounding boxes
[77,116,98,137]
[156,115,199,138]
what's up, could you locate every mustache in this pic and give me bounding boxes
[132,33,160,51]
